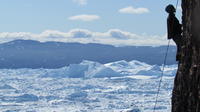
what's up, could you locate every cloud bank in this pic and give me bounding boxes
[119,6,149,14]
[69,15,100,21]
[0,29,170,46]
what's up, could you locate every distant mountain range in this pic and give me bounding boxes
[0,40,177,69]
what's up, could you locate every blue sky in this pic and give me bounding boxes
[0,0,182,46]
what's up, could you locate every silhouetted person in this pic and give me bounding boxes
[165,4,182,61]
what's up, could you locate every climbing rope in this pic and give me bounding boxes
[153,0,179,111]
[153,40,170,112]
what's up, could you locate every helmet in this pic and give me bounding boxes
[165,4,176,13]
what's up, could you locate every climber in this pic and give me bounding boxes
[165,4,182,61]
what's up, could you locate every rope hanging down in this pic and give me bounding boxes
[153,0,179,112]
[153,40,170,112]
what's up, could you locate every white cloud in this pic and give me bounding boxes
[69,15,100,21]
[119,6,149,14]
[0,29,171,46]
[107,29,132,39]
[69,29,92,38]
[73,0,87,5]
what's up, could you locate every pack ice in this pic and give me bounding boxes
[0,60,177,112]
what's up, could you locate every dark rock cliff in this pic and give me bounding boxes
[172,0,200,112]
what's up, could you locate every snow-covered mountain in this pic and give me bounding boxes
[0,60,177,112]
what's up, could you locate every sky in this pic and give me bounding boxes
[0,0,182,46]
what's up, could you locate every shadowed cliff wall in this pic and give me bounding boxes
[172,0,200,112]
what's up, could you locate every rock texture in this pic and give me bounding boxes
[172,0,200,112]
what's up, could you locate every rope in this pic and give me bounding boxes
[153,40,170,112]
[153,0,179,111]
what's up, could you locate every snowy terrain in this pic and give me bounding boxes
[0,60,177,112]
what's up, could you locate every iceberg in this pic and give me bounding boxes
[40,60,177,78]
[136,65,162,76]
[42,60,123,78]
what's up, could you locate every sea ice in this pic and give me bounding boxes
[0,60,177,112]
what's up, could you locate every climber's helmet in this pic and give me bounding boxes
[165,4,176,13]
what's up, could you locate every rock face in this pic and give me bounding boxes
[172,0,200,112]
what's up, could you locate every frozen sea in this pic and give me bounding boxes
[0,60,177,112]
